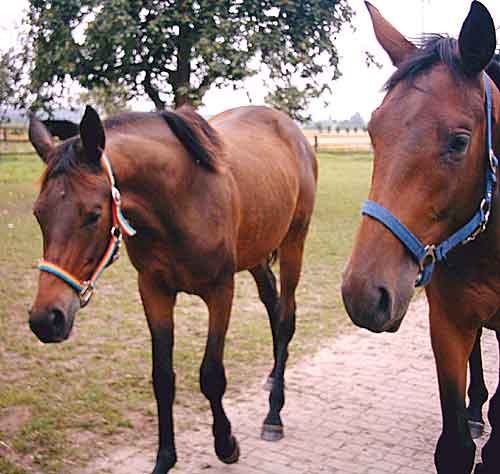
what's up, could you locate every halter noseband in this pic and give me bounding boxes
[362,73,498,287]
[37,154,136,307]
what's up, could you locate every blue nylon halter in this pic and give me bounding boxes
[362,73,498,287]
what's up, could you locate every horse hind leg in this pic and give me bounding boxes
[475,331,500,474]
[249,257,279,391]
[466,327,489,439]
[261,229,307,442]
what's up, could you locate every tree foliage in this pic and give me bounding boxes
[0,51,17,116]
[79,82,131,116]
[265,84,317,122]
[23,0,353,114]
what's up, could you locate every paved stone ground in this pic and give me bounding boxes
[84,298,499,474]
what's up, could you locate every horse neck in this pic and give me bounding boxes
[489,75,500,250]
[477,74,500,265]
[105,127,198,221]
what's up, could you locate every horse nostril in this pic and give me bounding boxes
[51,308,66,334]
[377,286,391,315]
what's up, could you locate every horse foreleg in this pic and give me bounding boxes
[139,274,177,474]
[429,304,477,474]
[476,331,500,474]
[199,276,240,464]
[261,232,305,442]
[249,262,279,390]
[466,327,488,439]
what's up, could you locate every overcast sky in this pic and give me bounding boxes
[1,0,499,121]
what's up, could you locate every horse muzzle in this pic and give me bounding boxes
[28,305,76,343]
[341,268,411,334]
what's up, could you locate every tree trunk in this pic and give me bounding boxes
[173,3,193,109]
[144,72,166,111]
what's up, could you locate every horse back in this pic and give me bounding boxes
[210,106,317,270]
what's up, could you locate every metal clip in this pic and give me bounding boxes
[481,198,491,224]
[489,149,498,173]
[79,283,94,308]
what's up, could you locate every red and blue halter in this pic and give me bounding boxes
[362,73,498,287]
[37,154,136,307]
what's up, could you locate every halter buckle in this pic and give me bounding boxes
[461,199,490,245]
[79,282,95,308]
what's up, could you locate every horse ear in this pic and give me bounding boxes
[80,105,105,164]
[29,114,54,163]
[365,1,417,67]
[458,1,496,77]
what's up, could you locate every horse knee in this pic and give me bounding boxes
[200,360,227,401]
[277,313,296,346]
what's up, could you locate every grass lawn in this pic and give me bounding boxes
[0,150,372,474]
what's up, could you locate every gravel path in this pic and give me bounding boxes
[82,298,499,474]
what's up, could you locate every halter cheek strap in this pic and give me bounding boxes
[362,73,498,287]
[37,154,136,307]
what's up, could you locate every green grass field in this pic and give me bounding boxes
[0,150,372,474]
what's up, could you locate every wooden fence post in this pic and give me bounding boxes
[314,135,318,152]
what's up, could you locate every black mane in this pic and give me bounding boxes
[43,109,221,184]
[385,35,464,91]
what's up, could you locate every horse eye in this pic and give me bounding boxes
[84,212,101,226]
[448,133,470,154]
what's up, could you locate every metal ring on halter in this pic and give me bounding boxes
[110,226,121,238]
[111,187,121,205]
[419,245,436,272]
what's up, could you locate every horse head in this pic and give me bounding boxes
[342,1,498,333]
[28,106,119,342]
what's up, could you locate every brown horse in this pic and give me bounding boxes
[28,104,317,473]
[342,2,499,474]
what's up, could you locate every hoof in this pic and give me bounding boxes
[263,377,274,391]
[468,420,485,439]
[152,449,177,474]
[217,435,240,464]
[261,423,284,442]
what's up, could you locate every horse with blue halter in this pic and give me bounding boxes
[28,105,317,473]
[342,2,499,473]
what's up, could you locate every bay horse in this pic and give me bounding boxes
[28,104,317,473]
[341,2,499,474]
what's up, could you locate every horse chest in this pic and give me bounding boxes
[125,230,234,293]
